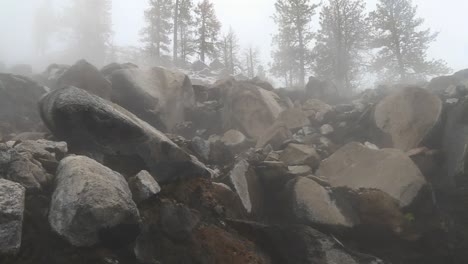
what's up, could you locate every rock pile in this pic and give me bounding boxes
[1,59,468,264]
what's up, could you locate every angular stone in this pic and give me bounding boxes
[48,156,141,247]
[110,67,195,131]
[374,86,442,151]
[128,170,161,204]
[219,79,283,139]
[0,179,25,255]
[227,160,263,215]
[317,142,427,207]
[285,177,357,227]
[279,143,320,169]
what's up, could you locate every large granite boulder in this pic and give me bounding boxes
[374,86,442,151]
[56,60,112,99]
[0,74,47,136]
[39,86,212,183]
[218,79,283,139]
[0,179,25,255]
[110,67,196,131]
[48,155,141,247]
[317,142,427,207]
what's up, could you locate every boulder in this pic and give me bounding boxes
[0,74,47,135]
[256,122,292,150]
[0,140,66,192]
[285,177,357,227]
[56,60,112,99]
[40,64,70,88]
[0,179,25,255]
[100,62,138,77]
[191,136,211,161]
[276,108,310,131]
[374,86,442,151]
[219,79,283,139]
[48,156,141,247]
[159,200,200,241]
[191,60,210,72]
[128,170,161,204]
[442,98,468,188]
[9,64,33,77]
[228,221,383,264]
[317,142,427,207]
[227,160,263,215]
[110,67,196,131]
[279,143,320,170]
[302,98,333,122]
[221,129,247,149]
[39,86,212,183]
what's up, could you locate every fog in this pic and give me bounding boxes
[0,0,467,77]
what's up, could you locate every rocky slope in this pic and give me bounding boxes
[1,60,468,263]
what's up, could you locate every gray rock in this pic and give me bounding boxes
[288,165,312,176]
[0,179,25,255]
[317,142,427,207]
[374,86,442,151]
[191,136,211,161]
[56,59,112,99]
[221,129,247,148]
[320,124,334,135]
[285,177,357,227]
[227,160,263,215]
[0,140,65,192]
[279,143,321,170]
[256,122,292,150]
[128,170,161,204]
[276,108,310,131]
[0,74,47,136]
[48,156,141,247]
[218,79,283,139]
[39,86,212,183]
[110,67,195,131]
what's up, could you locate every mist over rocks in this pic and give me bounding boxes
[2,59,468,263]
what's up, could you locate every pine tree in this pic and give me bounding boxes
[221,27,240,75]
[314,0,369,97]
[272,0,319,87]
[177,0,196,64]
[194,0,221,63]
[34,0,56,56]
[141,0,174,62]
[244,46,260,78]
[65,0,113,65]
[370,0,450,82]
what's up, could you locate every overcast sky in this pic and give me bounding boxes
[0,0,467,72]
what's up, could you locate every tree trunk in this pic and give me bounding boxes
[297,28,305,87]
[173,0,179,63]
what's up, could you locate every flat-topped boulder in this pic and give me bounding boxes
[317,142,427,207]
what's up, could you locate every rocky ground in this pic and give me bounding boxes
[1,60,468,263]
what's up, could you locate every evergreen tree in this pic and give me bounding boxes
[314,0,369,97]
[141,0,174,62]
[244,46,260,78]
[65,0,113,66]
[177,0,196,63]
[370,0,450,82]
[272,0,319,87]
[194,0,221,63]
[221,27,240,74]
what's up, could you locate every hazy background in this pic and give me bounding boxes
[0,0,467,71]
